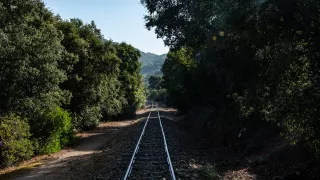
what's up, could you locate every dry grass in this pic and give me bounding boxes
[223,168,256,180]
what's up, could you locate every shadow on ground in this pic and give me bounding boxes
[160,108,320,180]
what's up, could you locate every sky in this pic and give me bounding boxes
[43,0,169,55]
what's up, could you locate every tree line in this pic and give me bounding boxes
[0,0,145,167]
[147,75,167,102]
[142,0,320,155]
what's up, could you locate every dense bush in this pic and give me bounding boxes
[74,106,102,130]
[31,107,73,154]
[0,114,33,167]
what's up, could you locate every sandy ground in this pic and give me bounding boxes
[0,108,150,180]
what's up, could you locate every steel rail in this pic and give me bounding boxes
[157,107,176,180]
[123,103,153,180]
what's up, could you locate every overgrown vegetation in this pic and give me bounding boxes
[141,0,320,156]
[0,0,145,167]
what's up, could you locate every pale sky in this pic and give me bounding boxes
[43,0,169,55]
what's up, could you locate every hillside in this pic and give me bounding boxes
[139,51,167,77]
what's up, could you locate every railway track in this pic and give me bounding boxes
[123,103,176,180]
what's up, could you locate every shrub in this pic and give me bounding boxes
[74,106,101,130]
[32,107,74,154]
[0,114,33,167]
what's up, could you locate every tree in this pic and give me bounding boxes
[142,0,320,154]
[115,43,146,108]
[0,0,73,153]
[56,19,124,129]
[148,75,162,90]
[0,0,151,166]
[0,0,69,113]
[161,48,197,110]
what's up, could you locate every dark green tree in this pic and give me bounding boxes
[142,0,320,154]
[56,19,124,129]
[0,0,74,154]
[115,43,146,108]
[148,75,162,90]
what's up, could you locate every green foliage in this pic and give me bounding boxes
[0,114,33,167]
[116,43,146,108]
[0,0,150,168]
[135,83,147,108]
[148,89,159,100]
[147,75,167,102]
[56,19,128,128]
[32,107,73,154]
[142,0,320,154]
[162,48,197,110]
[0,0,72,157]
[74,106,101,130]
[148,75,162,90]
[0,0,69,113]
[148,89,168,102]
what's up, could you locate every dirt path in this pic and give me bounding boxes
[0,109,150,180]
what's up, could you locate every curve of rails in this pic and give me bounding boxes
[123,103,176,180]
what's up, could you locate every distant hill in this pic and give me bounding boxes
[108,40,166,79]
[139,51,167,78]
